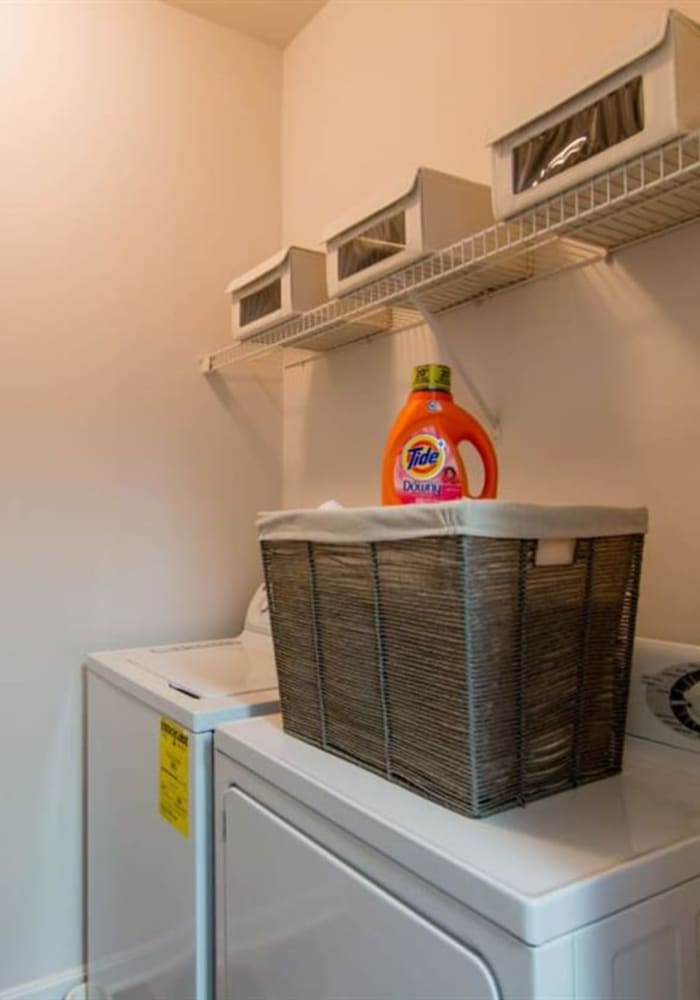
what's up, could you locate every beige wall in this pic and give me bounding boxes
[282,0,700,644]
[0,1,281,994]
[4,0,700,991]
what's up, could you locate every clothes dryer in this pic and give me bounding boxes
[214,637,700,1000]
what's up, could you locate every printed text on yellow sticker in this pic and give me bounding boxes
[159,717,189,837]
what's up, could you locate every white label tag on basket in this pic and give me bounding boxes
[535,538,576,566]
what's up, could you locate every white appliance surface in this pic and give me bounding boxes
[219,783,501,1000]
[125,631,277,700]
[120,583,274,701]
[214,637,700,1000]
[87,585,276,732]
[87,586,279,1000]
[242,582,271,635]
[215,717,700,946]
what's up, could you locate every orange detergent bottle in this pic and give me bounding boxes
[382,364,498,505]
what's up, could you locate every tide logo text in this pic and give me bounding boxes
[400,434,446,480]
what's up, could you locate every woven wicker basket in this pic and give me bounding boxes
[258,501,647,818]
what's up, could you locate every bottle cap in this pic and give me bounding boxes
[412,364,451,393]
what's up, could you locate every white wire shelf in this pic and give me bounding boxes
[201,130,700,375]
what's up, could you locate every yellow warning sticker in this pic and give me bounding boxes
[159,717,189,838]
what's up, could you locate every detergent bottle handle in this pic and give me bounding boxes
[458,419,499,499]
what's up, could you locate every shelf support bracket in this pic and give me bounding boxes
[410,294,501,442]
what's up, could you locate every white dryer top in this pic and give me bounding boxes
[215,716,700,945]
[87,631,278,732]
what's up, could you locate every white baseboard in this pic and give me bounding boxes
[0,965,85,1000]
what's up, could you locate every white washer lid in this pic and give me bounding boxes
[126,632,276,699]
[87,632,279,733]
[215,717,700,945]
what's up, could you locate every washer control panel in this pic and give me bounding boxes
[627,638,700,753]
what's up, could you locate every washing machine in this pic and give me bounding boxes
[214,637,700,1000]
[86,585,278,1000]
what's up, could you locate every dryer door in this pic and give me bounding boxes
[221,787,499,1000]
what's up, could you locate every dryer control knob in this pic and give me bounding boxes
[645,663,700,736]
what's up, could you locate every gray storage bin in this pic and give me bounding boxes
[490,9,700,219]
[258,501,647,818]
[227,246,327,342]
[323,167,494,296]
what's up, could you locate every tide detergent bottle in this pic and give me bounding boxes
[382,364,498,504]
